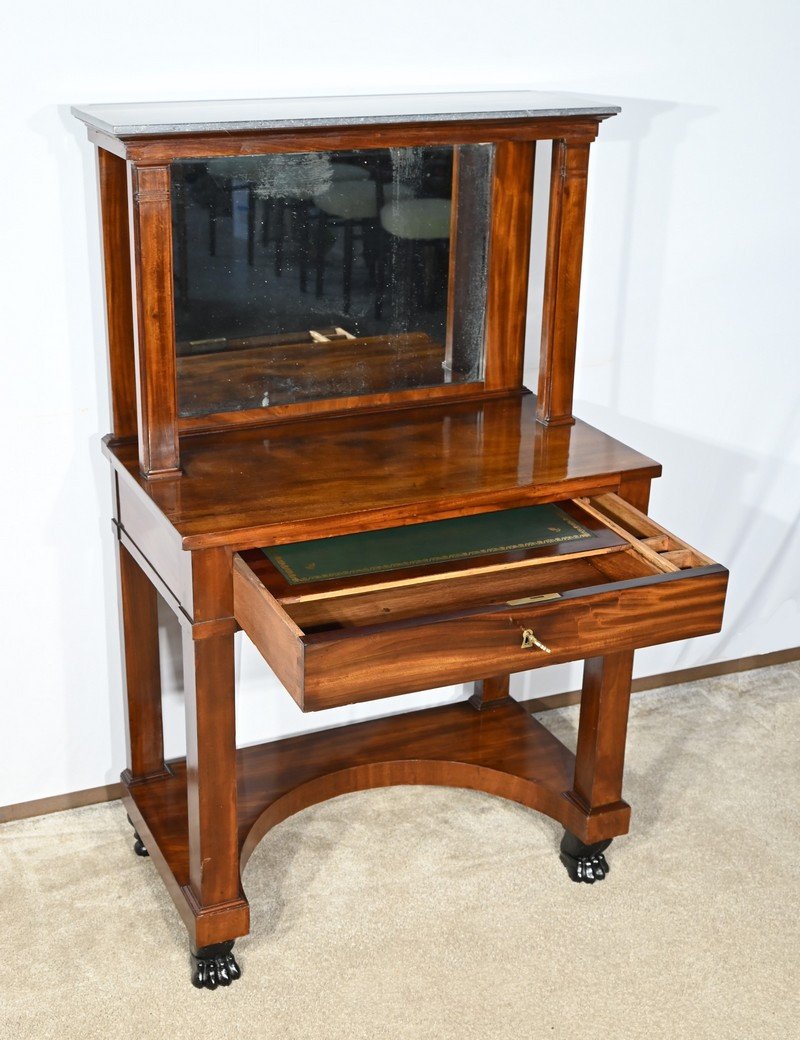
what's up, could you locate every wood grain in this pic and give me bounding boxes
[117,476,187,604]
[176,381,493,436]
[122,696,630,931]
[300,567,727,709]
[484,141,536,390]
[234,529,727,711]
[104,394,662,551]
[575,497,679,572]
[590,493,714,566]
[469,675,511,711]
[251,554,625,631]
[233,555,304,697]
[86,113,612,465]
[617,474,652,514]
[128,164,180,477]
[97,148,137,440]
[91,116,607,164]
[571,651,635,813]
[537,140,591,425]
[177,333,447,419]
[117,540,167,780]
[182,623,243,911]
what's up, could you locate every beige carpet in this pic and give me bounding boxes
[1,663,798,1039]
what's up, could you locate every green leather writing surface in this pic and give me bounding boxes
[263,504,591,585]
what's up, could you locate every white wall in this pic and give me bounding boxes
[1,1,798,806]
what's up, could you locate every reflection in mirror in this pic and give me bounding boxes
[171,145,494,418]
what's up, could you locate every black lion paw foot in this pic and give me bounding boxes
[126,814,149,857]
[564,851,609,883]
[559,831,612,884]
[191,943,241,990]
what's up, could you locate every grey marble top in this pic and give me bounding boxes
[71,91,620,137]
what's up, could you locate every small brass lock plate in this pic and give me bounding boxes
[507,593,561,606]
[520,628,552,653]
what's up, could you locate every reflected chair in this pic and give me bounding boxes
[256,160,372,292]
[206,158,257,265]
[313,169,413,315]
[377,197,452,318]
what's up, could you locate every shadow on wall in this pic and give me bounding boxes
[573,404,798,672]
[581,94,717,420]
[526,93,718,412]
[30,103,135,796]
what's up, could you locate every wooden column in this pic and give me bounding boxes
[537,139,591,426]
[183,625,240,908]
[128,163,180,478]
[183,548,245,934]
[117,541,166,782]
[469,675,511,711]
[97,148,138,441]
[483,140,536,391]
[572,651,635,812]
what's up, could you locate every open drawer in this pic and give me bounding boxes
[233,494,728,711]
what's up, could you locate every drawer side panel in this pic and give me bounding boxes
[233,556,305,706]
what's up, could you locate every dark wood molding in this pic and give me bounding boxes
[4,646,797,825]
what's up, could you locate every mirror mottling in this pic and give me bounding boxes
[171,145,493,418]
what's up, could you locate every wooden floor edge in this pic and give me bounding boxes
[521,645,800,714]
[3,645,798,824]
[0,782,123,824]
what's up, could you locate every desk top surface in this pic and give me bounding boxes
[72,90,620,137]
[105,394,659,552]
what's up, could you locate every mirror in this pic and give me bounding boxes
[171,144,494,418]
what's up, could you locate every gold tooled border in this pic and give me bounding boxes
[267,505,592,586]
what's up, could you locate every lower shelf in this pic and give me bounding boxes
[124,698,630,939]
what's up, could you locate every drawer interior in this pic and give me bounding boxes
[233,493,727,711]
[236,495,715,635]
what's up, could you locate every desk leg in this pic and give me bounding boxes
[182,622,248,987]
[118,542,166,785]
[469,675,511,710]
[562,650,635,883]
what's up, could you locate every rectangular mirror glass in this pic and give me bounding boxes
[171,144,494,418]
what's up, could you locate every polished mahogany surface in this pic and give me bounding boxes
[127,697,589,893]
[106,392,661,550]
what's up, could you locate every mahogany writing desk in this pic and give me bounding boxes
[72,92,728,989]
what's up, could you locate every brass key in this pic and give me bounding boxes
[520,628,552,653]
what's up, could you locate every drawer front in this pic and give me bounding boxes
[301,568,727,709]
[234,546,728,711]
